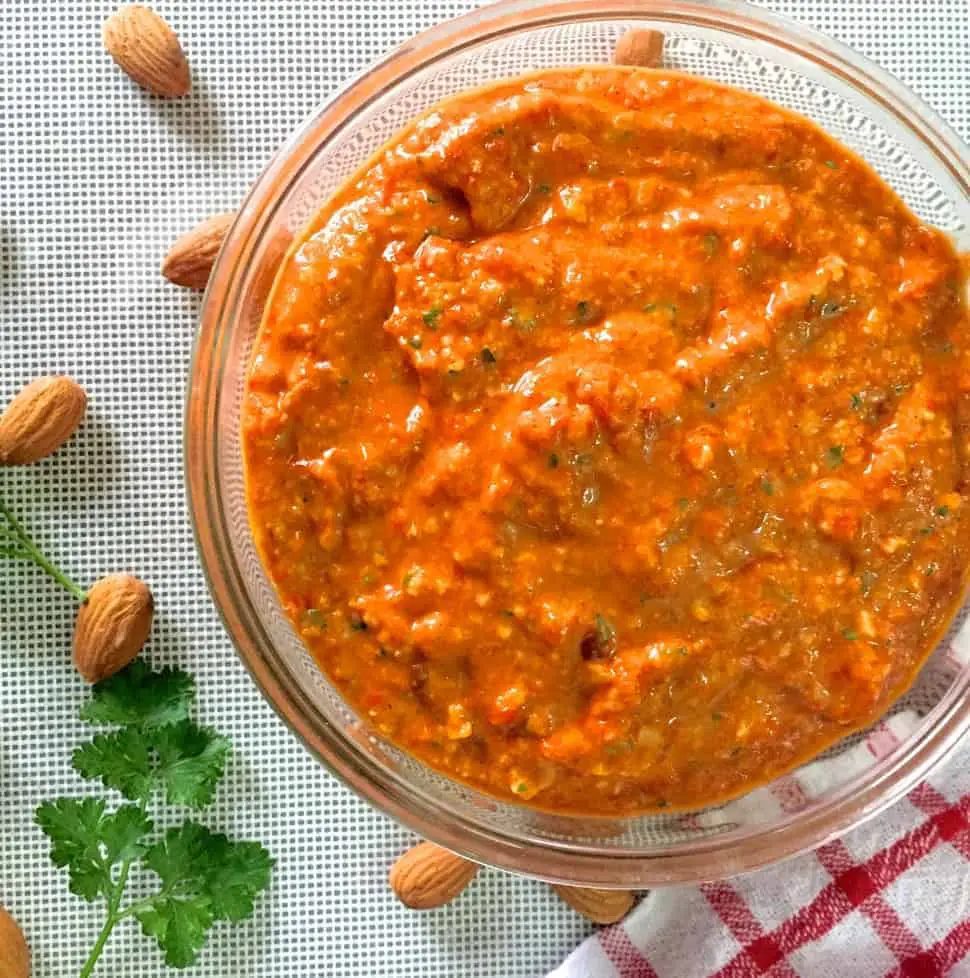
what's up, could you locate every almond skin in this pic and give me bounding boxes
[73,575,155,684]
[613,29,664,68]
[103,5,190,98]
[0,376,87,466]
[389,842,479,909]
[0,906,30,978]
[552,885,636,924]
[162,213,236,290]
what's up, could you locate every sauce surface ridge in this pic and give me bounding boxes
[243,68,970,814]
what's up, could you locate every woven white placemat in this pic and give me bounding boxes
[0,2,966,977]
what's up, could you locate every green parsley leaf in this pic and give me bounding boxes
[824,159,838,170]
[73,727,154,800]
[36,799,153,903]
[136,899,213,969]
[548,452,560,469]
[81,660,195,731]
[138,823,274,966]
[154,721,232,810]
[38,660,273,975]
[537,182,551,194]
[100,804,155,864]
[204,838,276,922]
[843,628,859,640]
[937,505,950,518]
[850,393,863,411]
[36,798,113,902]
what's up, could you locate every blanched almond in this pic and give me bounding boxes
[0,376,87,465]
[73,575,154,683]
[162,213,236,290]
[0,906,30,978]
[389,842,479,909]
[553,885,636,924]
[103,5,190,98]
[613,29,664,68]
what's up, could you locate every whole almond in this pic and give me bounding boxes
[162,213,236,290]
[389,842,479,909]
[73,575,155,684]
[552,885,636,924]
[103,5,190,98]
[0,906,30,978]
[613,29,664,68]
[0,376,87,466]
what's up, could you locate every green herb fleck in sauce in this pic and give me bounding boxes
[826,445,845,468]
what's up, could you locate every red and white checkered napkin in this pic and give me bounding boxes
[549,753,970,978]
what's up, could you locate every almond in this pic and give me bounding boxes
[0,376,87,466]
[613,29,664,68]
[73,575,155,683]
[162,213,236,290]
[389,842,479,909]
[552,885,636,924]
[0,906,30,978]
[103,5,190,98]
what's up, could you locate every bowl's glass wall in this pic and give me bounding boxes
[192,0,970,884]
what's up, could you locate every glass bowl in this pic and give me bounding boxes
[186,0,970,886]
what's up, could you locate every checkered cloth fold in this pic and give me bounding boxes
[550,750,970,977]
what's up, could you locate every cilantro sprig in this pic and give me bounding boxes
[36,660,273,976]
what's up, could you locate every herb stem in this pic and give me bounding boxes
[115,884,174,922]
[78,794,148,978]
[78,914,118,978]
[0,500,87,602]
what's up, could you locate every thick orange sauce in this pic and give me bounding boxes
[243,69,970,814]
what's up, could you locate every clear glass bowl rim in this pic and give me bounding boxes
[186,0,970,886]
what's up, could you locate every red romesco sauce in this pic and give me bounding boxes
[243,69,970,814]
